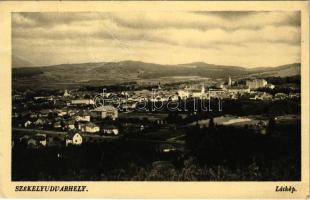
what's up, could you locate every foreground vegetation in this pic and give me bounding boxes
[12,119,300,181]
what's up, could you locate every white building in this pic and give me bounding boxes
[67,120,76,130]
[63,89,70,97]
[91,105,118,120]
[266,83,275,89]
[33,118,45,126]
[102,125,119,135]
[208,89,226,98]
[25,134,47,147]
[71,99,95,105]
[53,121,62,129]
[34,134,47,146]
[168,95,179,101]
[177,89,190,99]
[24,120,32,128]
[81,122,100,133]
[56,109,67,117]
[246,79,268,89]
[66,132,83,146]
[275,93,289,100]
[75,110,91,122]
[250,92,273,100]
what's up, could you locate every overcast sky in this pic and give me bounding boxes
[12,11,300,68]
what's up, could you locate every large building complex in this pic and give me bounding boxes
[91,105,118,120]
[246,79,268,89]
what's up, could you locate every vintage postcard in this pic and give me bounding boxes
[0,1,309,199]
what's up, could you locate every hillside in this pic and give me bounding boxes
[12,61,301,89]
[248,63,301,77]
[12,55,36,69]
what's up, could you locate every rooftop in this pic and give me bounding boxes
[92,105,117,112]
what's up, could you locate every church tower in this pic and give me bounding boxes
[201,83,205,94]
[63,89,70,97]
[158,82,162,90]
[228,76,232,86]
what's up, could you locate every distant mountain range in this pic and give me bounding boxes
[12,55,36,69]
[12,60,300,89]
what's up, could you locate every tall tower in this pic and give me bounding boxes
[201,83,205,94]
[228,76,232,86]
[158,82,162,90]
[64,89,70,97]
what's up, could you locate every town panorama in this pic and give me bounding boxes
[12,12,301,181]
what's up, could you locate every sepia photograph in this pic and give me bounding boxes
[0,1,309,198]
[11,11,302,181]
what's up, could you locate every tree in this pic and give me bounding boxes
[267,117,276,135]
[84,94,91,99]
[74,121,79,129]
[209,117,215,128]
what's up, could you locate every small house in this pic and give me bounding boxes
[24,133,47,148]
[91,105,118,120]
[24,120,32,128]
[44,119,53,126]
[30,112,40,119]
[40,109,53,117]
[53,121,62,129]
[81,122,100,133]
[33,118,45,127]
[66,132,83,146]
[66,120,76,130]
[102,125,119,135]
[75,110,90,122]
[56,109,67,117]
[33,133,47,146]
[275,93,288,100]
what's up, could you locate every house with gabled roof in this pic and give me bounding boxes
[24,120,32,128]
[33,118,45,127]
[81,122,100,133]
[66,119,76,130]
[75,110,90,122]
[102,125,119,135]
[91,105,118,120]
[65,132,83,146]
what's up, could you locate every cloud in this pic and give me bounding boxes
[12,12,104,28]
[13,11,300,30]
[12,11,300,68]
[194,11,300,27]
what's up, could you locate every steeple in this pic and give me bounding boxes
[201,83,205,94]
[228,76,232,86]
[158,82,162,90]
[63,89,70,97]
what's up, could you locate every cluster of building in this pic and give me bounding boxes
[13,102,168,148]
[245,79,275,89]
[13,96,120,147]
[176,77,276,100]
[12,75,300,148]
[16,132,83,148]
[15,104,118,130]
